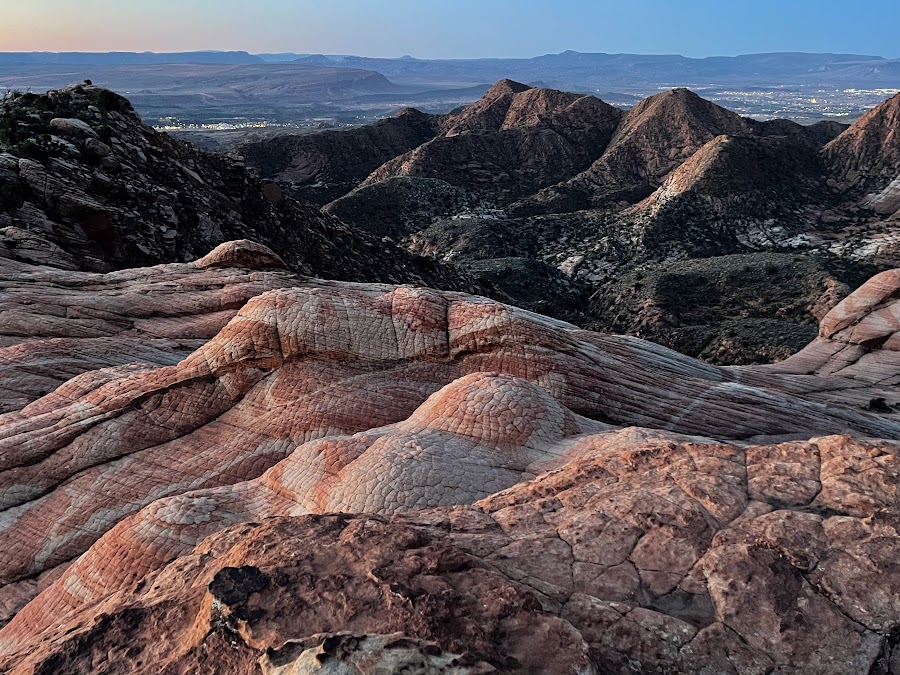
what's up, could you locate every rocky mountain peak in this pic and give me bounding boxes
[0,83,483,292]
[393,106,430,119]
[823,91,900,196]
[483,77,533,98]
[441,79,618,137]
[613,87,753,153]
[441,79,534,136]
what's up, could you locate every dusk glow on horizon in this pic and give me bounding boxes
[0,0,898,59]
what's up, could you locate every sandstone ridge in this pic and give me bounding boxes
[1,244,900,673]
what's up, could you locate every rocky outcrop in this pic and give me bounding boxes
[824,91,900,225]
[1,246,900,672]
[0,85,485,294]
[749,267,900,411]
[2,418,900,674]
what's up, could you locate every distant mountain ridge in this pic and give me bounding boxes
[289,50,900,88]
[1,50,897,87]
[0,63,399,112]
[0,51,263,65]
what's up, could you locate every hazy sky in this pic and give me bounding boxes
[0,0,897,59]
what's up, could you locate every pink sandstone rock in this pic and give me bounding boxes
[1,242,900,672]
[0,240,298,412]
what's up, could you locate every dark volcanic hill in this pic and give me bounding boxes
[514,87,841,214]
[236,108,441,205]
[236,79,900,364]
[360,80,623,204]
[823,92,900,219]
[0,84,485,293]
[623,133,829,258]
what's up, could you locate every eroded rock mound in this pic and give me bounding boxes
[0,241,299,413]
[195,239,287,270]
[1,247,900,673]
[324,176,480,240]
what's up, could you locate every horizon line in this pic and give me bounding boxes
[0,49,895,61]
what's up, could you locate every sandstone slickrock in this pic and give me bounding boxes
[0,240,299,413]
[1,244,900,672]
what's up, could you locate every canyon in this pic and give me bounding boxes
[1,79,899,673]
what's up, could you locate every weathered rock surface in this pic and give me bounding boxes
[0,85,485,294]
[623,134,828,254]
[1,246,900,672]
[0,240,299,413]
[3,430,899,674]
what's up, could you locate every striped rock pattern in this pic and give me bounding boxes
[0,240,295,413]
[2,242,900,672]
[3,431,898,674]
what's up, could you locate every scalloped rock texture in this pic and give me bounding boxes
[1,244,900,673]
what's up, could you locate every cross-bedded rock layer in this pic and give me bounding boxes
[2,242,900,673]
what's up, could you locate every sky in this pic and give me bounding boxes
[0,0,897,59]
